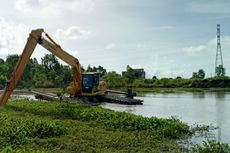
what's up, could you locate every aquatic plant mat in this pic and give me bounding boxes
[0,99,190,152]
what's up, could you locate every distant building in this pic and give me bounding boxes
[122,65,146,79]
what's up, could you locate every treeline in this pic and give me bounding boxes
[0,54,134,89]
[102,68,230,89]
[0,54,230,89]
[130,68,229,88]
[0,54,73,89]
[131,77,230,88]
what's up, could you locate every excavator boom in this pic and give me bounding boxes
[0,29,82,106]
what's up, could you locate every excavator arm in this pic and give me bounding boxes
[0,29,82,106]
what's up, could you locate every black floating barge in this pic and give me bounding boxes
[98,94,143,105]
[31,91,143,105]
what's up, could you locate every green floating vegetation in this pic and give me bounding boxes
[0,100,191,152]
[0,114,66,147]
[191,140,230,153]
[6,100,189,139]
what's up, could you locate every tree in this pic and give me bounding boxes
[86,65,94,72]
[42,54,61,74]
[97,65,107,77]
[62,65,72,87]
[192,72,199,79]
[198,69,205,79]
[0,63,8,77]
[102,71,126,87]
[0,58,4,64]
[123,66,136,84]
[81,66,85,72]
[5,54,19,78]
[0,75,7,89]
[86,65,107,77]
[176,76,182,79]
[20,58,39,88]
[192,69,205,79]
[216,65,225,77]
[34,72,49,87]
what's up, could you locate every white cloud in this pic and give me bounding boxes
[183,45,208,56]
[106,43,116,50]
[0,17,30,58]
[183,36,230,56]
[183,38,214,56]
[0,17,89,63]
[54,26,90,42]
[14,0,96,17]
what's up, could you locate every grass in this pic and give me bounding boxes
[0,99,190,152]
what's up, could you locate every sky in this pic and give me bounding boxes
[1,0,230,78]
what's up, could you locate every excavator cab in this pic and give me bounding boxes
[82,73,100,93]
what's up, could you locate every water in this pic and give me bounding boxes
[12,94,36,100]
[101,92,230,144]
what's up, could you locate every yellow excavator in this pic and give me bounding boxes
[0,29,142,106]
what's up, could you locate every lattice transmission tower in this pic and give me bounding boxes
[215,24,223,76]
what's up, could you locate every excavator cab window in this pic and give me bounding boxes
[82,73,99,93]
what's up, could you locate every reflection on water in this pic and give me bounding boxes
[101,91,230,144]
[215,92,226,99]
[192,92,205,99]
[216,94,225,142]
